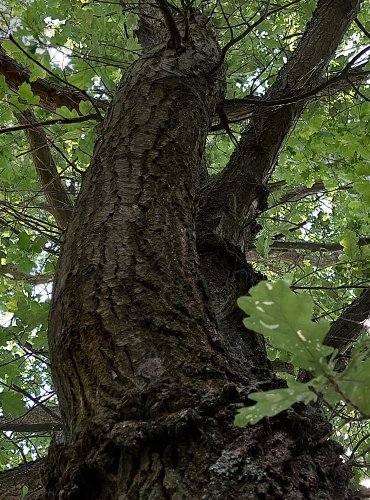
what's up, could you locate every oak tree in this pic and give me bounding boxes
[0,0,369,498]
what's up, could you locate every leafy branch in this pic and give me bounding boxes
[235,281,370,426]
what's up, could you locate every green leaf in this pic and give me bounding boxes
[255,232,273,258]
[18,82,40,105]
[235,379,322,426]
[237,281,333,370]
[29,64,47,82]
[0,391,26,418]
[336,335,370,415]
[339,230,360,260]
[0,75,8,100]
[21,485,29,498]
[79,100,94,115]
[55,106,79,119]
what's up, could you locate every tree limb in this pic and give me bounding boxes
[246,248,341,266]
[0,113,100,135]
[268,237,370,253]
[0,405,62,433]
[0,45,107,113]
[212,69,370,130]
[0,459,44,499]
[246,237,370,265]
[137,0,168,52]
[275,182,352,203]
[212,0,304,74]
[16,110,73,230]
[0,263,54,284]
[155,0,182,49]
[324,287,370,354]
[198,0,362,245]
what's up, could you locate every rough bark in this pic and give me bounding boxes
[0,459,44,500]
[41,2,363,499]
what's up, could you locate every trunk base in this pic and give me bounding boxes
[43,396,353,499]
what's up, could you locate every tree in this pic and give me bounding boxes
[0,0,369,498]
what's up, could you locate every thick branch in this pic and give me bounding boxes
[324,287,370,354]
[212,69,370,129]
[0,46,106,113]
[246,237,370,265]
[137,0,168,52]
[0,459,44,499]
[0,405,62,433]
[276,181,335,203]
[268,237,370,253]
[16,110,73,229]
[246,249,340,266]
[198,0,362,244]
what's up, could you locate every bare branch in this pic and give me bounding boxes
[245,237,370,267]
[246,248,341,266]
[16,110,73,230]
[0,405,62,433]
[355,18,370,40]
[276,182,353,203]
[269,237,370,253]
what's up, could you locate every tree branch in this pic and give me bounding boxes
[137,0,168,52]
[0,405,62,433]
[0,45,107,113]
[16,110,73,230]
[0,113,100,135]
[198,0,362,245]
[212,69,370,130]
[245,237,370,266]
[246,248,341,266]
[324,287,370,354]
[275,181,352,203]
[212,0,304,74]
[0,459,44,499]
[355,17,370,40]
[268,237,370,253]
[155,0,182,49]
[0,263,54,284]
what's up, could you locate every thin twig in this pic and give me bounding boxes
[0,114,100,135]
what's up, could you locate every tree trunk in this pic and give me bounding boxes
[43,7,356,500]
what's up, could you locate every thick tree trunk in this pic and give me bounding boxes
[44,8,355,500]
